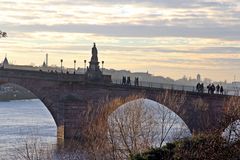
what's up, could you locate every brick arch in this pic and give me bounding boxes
[109,97,192,133]
[0,78,65,139]
[95,88,228,133]
[7,84,60,127]
[102,92,191,132]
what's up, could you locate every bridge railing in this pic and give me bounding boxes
[112,79,238,96]
[1,68,239,96]
[112,79,196,92]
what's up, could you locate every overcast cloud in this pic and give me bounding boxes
[0,0,240,81]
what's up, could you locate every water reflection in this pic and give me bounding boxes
[0,99,57,159]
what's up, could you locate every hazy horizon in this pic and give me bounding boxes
[1,0,240,82]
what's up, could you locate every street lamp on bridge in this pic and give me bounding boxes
[101,61,104,73]
[74,60,76,74]
[60,59,63,73]
[84,60,87,73]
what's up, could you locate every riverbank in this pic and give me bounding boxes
[0,93,36,101]
[0,84,36,101]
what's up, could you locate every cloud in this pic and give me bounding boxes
[47,0,234,9]
[0,0,240,81]
[2,23,240,40]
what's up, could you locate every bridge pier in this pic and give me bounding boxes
[63,100,88,140]
[57,125,65,145]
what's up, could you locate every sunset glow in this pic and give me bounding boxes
[1,0,240,81]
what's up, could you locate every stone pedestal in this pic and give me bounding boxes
[85,43,103,81]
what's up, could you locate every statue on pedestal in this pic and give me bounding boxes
[91,43,98,62]
[86,43,103,81]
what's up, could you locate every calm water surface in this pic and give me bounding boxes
[0,99,57,159]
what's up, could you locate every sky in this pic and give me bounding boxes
[0,0,240,82]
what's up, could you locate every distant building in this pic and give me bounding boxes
[232,81,240,87]
[203,78,212,84]
[46,53,48,67]
[1,57,9,68]
[42,61,46,67]
[197,74,201,82]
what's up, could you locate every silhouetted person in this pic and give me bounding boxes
[196,83,200,93]
[207,84,211,94]
[66,71,69,74]
[136,77,139,86]
[134,77,137,86]
[216,84,220,94]
[134,77,139,86]
[122,76,126,85]
[127,76,131,85]
[197,83,204,93]
[220,86,224,95]
[200,83,204,93]
[211,84,215,94]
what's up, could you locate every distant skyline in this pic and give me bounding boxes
[0,0,240,82]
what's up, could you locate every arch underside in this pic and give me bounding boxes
[105,90,222,133]
[0,80,60,127]
[109,96,192,132]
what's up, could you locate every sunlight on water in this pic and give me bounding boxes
[0,99,57,159]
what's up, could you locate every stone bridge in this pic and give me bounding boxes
[0,68,235,140]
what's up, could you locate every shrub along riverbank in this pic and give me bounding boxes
[132,134,240,160]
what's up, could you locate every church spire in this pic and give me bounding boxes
[2,56,9,67]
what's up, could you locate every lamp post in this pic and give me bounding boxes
[84,60,86,73]
[74,60,76,74]
[60,59,63,73]
[101,61,104,72]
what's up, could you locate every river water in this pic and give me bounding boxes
[0,99,57,159]
[0,98,194,160]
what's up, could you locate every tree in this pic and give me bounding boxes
[77,91,189,160]
[0,30,7,38]
[106,91,189,159]
[107,100,157,159]
[10,134,54,160]
[132,134,240,160]
[222,96,240,143]
[174,133,240,160]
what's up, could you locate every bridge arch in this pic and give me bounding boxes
[103,90,191,132]
[105,98,191,157]
[108,98,192,137]
[0,80,64,139]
